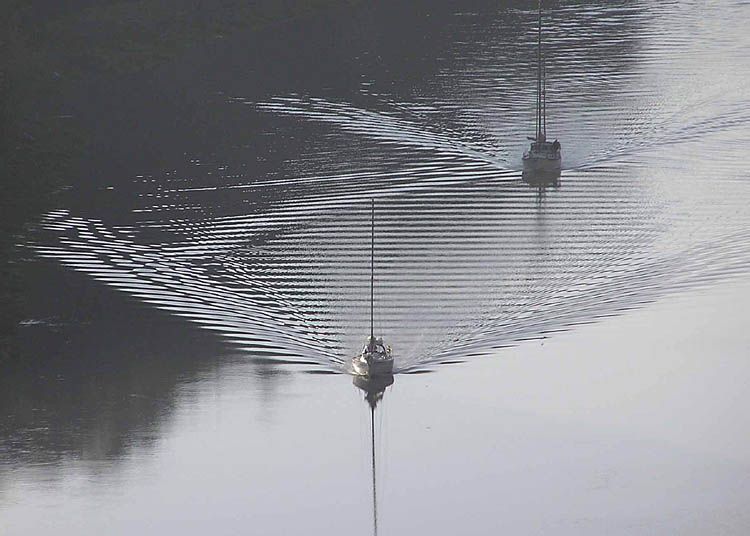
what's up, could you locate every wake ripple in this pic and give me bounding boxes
[29,0,750,373]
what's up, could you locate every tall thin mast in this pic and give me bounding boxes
[542,60,547,138]
[536,0,543,141]
[370,199,375,340]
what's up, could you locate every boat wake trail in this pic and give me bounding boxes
[32,149,750,373]
[34,211,344,367]
[253,96,509,169]
[29,1,750,373]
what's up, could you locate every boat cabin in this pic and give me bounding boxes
[525,139,561,160]
[363,336,388,358]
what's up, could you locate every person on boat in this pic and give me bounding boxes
[552,139,560,153]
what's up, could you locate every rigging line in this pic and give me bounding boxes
[537,0,542,140]
[370,198,375,340]
[543,60,547,138]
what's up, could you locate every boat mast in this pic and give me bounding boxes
[370,198,374,341]
[542,60,547,139]
[536,0,543,141]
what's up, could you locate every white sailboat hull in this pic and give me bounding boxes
[352,352,394,377]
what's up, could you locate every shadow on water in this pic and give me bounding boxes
[0,260,294,472]
[0,301,200,469]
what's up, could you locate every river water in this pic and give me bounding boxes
[3,1,750,534]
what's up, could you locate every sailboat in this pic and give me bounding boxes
[352,199,394,377]
[522,0,561,176]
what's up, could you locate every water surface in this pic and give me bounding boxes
[3,1,750,534]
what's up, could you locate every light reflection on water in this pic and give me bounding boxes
[4,1,750,534]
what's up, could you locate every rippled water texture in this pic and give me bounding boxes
[4,1,750,534]
[31,2,750,371]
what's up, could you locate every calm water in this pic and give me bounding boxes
[3,1,750,534]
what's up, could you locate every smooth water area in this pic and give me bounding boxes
[3,1,750,534]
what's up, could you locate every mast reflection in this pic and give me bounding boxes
[353,374,394,536]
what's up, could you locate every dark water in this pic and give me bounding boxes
[3,1,750,534]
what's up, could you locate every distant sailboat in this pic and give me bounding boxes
[523,0,562,176]
[352,199,394,377]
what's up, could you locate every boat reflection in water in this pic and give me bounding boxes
[353,373,393,412]
[353,373,394,536]
[523,168,561,189]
